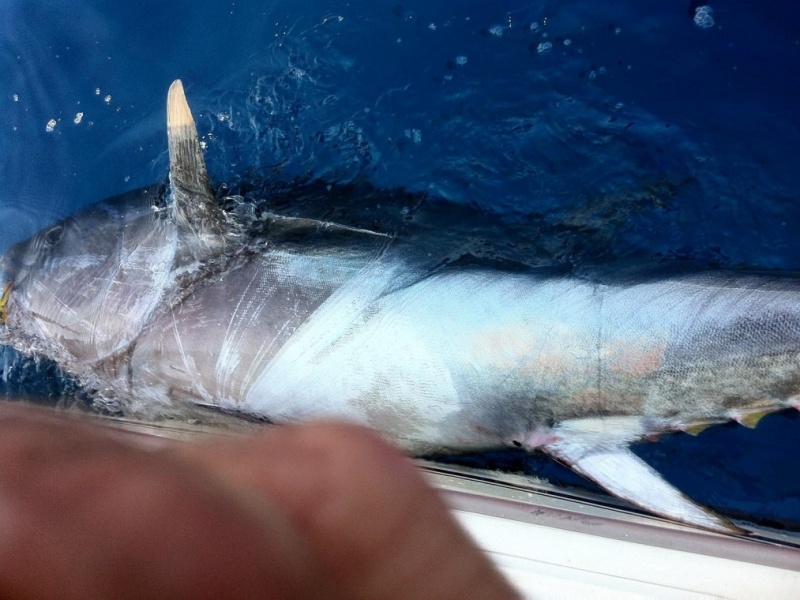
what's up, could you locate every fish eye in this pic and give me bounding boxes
[43,225,64,246]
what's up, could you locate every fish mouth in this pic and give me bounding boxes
[0,243,32,293]
[0,280,11,324]
[0,245,21,286]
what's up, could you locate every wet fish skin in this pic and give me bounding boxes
[4,80,798,534]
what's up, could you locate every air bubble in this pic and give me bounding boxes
[104,95,112,104]
[536,42,553,53]
[694,5,715,28]
[73,112,83,124]
[45,119,57,132]
[488,25,504,37]
[455,55,468,65]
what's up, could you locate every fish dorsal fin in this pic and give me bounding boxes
[167,80,229,253]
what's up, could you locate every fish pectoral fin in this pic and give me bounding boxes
[262,212,392,240]
[541,437,745,535]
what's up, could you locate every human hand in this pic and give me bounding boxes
[0,405,519,599]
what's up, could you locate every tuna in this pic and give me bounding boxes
[3,80,798,534]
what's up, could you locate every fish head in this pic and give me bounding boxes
[3,201,117,294]
[1,187,177,363]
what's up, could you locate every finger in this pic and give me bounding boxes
[0,405,332,600]
[180,421,520,600]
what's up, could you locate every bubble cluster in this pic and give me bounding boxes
[488,25,504,37]
[404,128,422,144]
[588,66,607,80]
[536,41,553,54]
[45,119,57,133]
[694,5,715,29]
[73,112,83,124]
[455,55,468,65]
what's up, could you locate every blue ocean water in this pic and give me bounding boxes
[1,0,799,529]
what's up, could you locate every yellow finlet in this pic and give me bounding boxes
[0,281,11,324]
[735,408,775,429]
[683,422,713,437]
